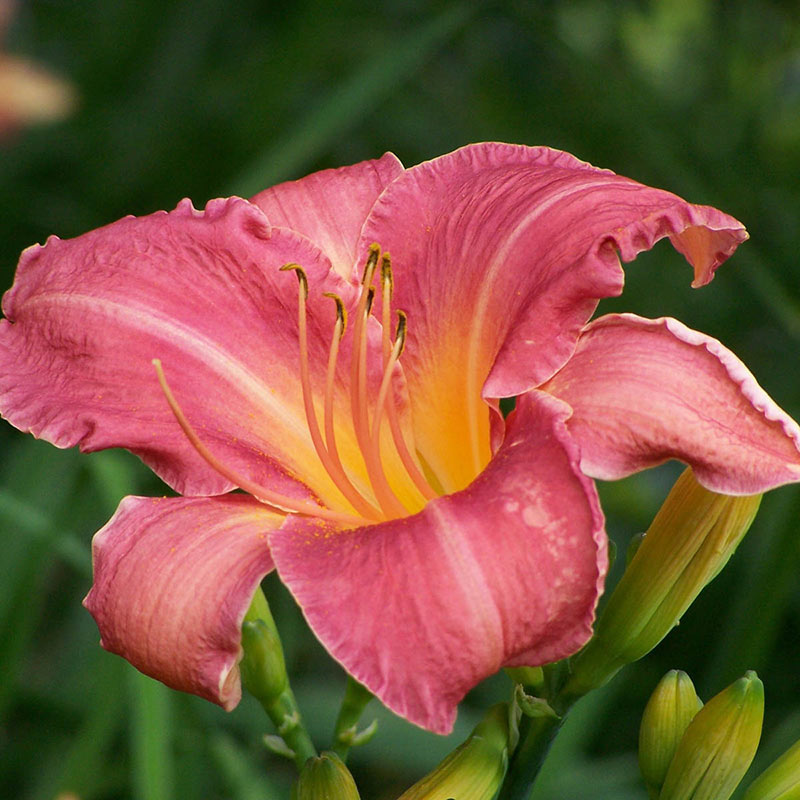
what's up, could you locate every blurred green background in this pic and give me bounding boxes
[2,0,800,798]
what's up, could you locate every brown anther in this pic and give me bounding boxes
[364,286,375,316]
[394,310,407,358]
[380,253,393,296]
[362,244,381,284]
[323,292,347,338]
[280,263,309,298]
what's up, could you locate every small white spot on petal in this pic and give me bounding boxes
[523,505,548,528]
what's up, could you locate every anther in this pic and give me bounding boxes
[364,286,375,317]
[393,310,407,358]
[323,292,347,338]
[380,253,393,297]
[361,243,380,284]
[280,263,309,299]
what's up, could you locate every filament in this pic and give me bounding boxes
[283,266,382,520]
[152,359,363,526]
[380,257,439,501]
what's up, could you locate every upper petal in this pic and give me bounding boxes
[542,313,800,493]
[0,196,406,512]
[269,391,607,734]
[359,142,747,491]
[250,153,404,280]
[83,494,279,710]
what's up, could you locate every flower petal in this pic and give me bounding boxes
[0,195,403,511]
[360,143,747,492]
[269,391,607,733]
[542,313,800,493]
[250,153,404,280]
[83,494,279,709]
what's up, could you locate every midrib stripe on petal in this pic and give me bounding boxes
[23,291,330,480]
[463,178,623,477]
[426,501,504,664]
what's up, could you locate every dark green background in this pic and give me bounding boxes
[2,1,800,798]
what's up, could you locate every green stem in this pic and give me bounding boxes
[261,689,317,771]
[496,713,563,800]
[241,588,317,771]
[331,677,374,761]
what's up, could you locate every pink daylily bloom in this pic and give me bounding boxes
[2,143,799,734]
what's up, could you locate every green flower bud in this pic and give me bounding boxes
[567,469,761,694]
[639,670,703,798]
[239,588,288,707]
[397,703,510,800]
[660,671,764,800]
[743,738,800,800]
[292,752,361,800]
[505,666,545,689]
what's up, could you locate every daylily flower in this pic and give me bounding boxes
[0,0,75,138]
[2,143,799,735]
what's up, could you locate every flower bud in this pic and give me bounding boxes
[239,588,288,707]
[743,738,800,800]
[397,703,510,800]
[567,468,761,694]
[292,752,360,800]
[505,666,544,688]
[660,671,764,800]
[639,670,703,798]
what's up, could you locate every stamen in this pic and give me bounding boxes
[379,256,439,502]
[350,244,380,452]
[282,266,382,520]
[358,310,411,519]
[152,359,363,526]
[371,311,406,444]
[356,285,375,449]
[380,253,394,363]
[322,292,347,461]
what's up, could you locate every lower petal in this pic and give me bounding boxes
[83,494,280,710]
[269,391,607,734]
[542,313,800,493]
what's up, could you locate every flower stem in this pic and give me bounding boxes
[261,688,318,771]
[496,713,563,800]
[331,676,375,761]
[242,587,317,771]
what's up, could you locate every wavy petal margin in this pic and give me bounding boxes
[0,196,412,511]
[250,153,404,280]
[542,313,800,493]
[270,391,607,733]
[359,143,748,491]
[83,494,279,709]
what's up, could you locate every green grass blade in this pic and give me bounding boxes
[129,668,175,800]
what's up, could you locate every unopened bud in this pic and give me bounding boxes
[660,671,764,800]
[567,469,761,694]
[292,752,360,800]
[239,588,288,706]
[505,666,544,689]
[397,703,510,800]
[639,670,703,798]
[743,738,800,800]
